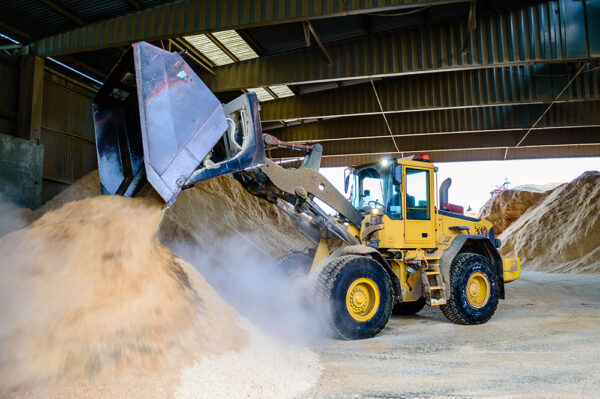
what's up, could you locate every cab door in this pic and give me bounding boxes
[403,167,435,247]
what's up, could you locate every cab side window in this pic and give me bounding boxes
[406,168,429,220]
[386,183,402,219]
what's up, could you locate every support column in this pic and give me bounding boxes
[17,54,44,140]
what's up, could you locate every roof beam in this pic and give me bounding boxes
[204,1,600,91]
[174,38,216,67]
[271,127,600,159]
[205,32,239,62]
[30,0,467,56]
[268,102,600,143]
[0,21,32,42]
[259,63,600,121]
[303,21,332,64]
[168,39,215,75]
[39,0,85,26]
[292,144,600,167]
[124,0,142,10]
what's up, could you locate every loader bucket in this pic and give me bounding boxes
[93,41,265,205]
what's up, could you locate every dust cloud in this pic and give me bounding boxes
[0,194,35,238]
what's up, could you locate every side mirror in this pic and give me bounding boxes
[392,165,402,185]
[343,168,353,193]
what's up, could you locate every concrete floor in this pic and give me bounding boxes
[303,272,600,398]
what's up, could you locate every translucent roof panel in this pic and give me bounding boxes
[184,34,234,66]
[247,87,274,102]
[212,30,258,61]
[269,85,295,98]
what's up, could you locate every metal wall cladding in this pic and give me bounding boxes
[40,75,97,196]
[41,179,70,204]
[0,59,20,135]
[32,0,455,56]
[40,128,97,184]
[42,79,95,141]
[206,0,600,91]
[308,144,600,167]
[272,101,600,142]
[260,62,600,120]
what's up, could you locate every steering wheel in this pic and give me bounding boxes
[368,199,384,209]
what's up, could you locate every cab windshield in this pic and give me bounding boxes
[350,163,394,214]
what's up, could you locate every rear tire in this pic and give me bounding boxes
[440,253,499,325]
[392,296,426,315]
[317,255,393,340]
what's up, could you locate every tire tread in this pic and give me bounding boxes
[440,253,499,325]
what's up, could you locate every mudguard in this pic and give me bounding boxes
[439,235,505,300]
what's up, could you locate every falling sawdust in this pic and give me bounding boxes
[160,174,311,257]
[36,171,311,258]
[500,171,600,274]
[0,171,321,398]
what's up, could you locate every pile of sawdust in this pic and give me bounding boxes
[37,171,310,258]
[0,195,247,397]
[479,188,553,234]
[160,175,310,257]
[500,171,600,273]
[1,173,321,398]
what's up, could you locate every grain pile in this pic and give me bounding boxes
[0,195,247,397]
[36,171,310,257]
[500,171,600,273]
[0,171,321,398]
[160,174,310,257]
[479,188,552,234]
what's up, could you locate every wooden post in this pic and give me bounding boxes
[17,54,44,141]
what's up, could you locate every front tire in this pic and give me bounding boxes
[440,253,499,325]
[317,255,393,340]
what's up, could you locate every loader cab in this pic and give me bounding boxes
[346,157,436,249]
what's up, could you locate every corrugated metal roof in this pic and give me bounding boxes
[247,87,274,102]
[54,0,132,22]
[184,34,234,66]
[311,15,368,44]
[0,0,172,42]
[2,0,74,40]
[244,23,306,56]
[212,30,258,61]
[269,85,295,98]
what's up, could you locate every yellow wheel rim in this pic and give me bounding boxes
[466,272,490,309]
[345,278,380,322]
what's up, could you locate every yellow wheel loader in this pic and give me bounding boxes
[93,42,520,340]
